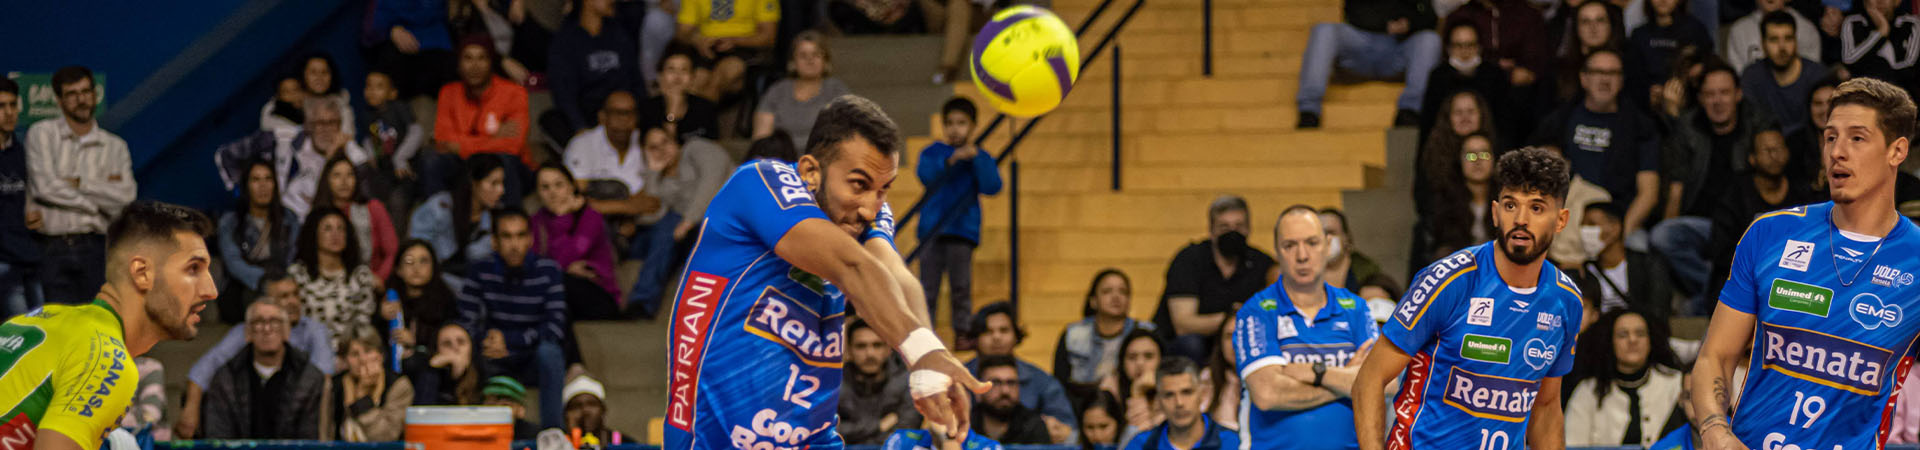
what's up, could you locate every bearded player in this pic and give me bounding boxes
[0,202,218,450]
[1689,77,1920,450]
[662,95,986,450]
[1353,147,1584,450]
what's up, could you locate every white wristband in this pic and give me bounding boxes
[910,369,954,399]
[898,328,946,367]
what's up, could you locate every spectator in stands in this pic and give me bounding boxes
[281,96,374,220]
[564,90,646,201]
[1838,0,1920,93]
[1318,207,1395,290]
[437,35,532,207]
[965,301,1079,443]
[636,0,679,89]
[412,156,508,266]
[1655,60,1778,306]
[1565,309,1687,447]
[368,0,458,98]
[360,70,438,211]
[533,165,621,319]
[177,272,336,439]
[1293,0,1440,128]
[200,300,328,439]
[754,32,852,148]
[266,77,308,133]
[1706,130,1822,313]
[1206,320,1239,431]
[545,0,643,140]
[265,54,356,136]
[1416,132,1499,264]
[1787,74,1841,182]
[1120,357,1239,450]
[1417,90,1498,217]
[678,0,780,101]
[291,207,380,341]
[1577,202,1675,316]
[447,0,539,83]
[974,354,1056,445]
[1727,0,1822,70]
[1419,23,1511,143]
[1530,50,1661,244]
[28,65,135,305]
[419,323,484,405]
[460,209,569,427]
[1154,195,1273,363]
[1113,330,1165,436]
[0,79,33,319]
[119,357,170,439]
[829,0,932,33]
[386,240,459,367]
[917,97,1000,345]
[1741,12,1829,140]
[596,124,729,317]
[1627,0,1712,90]
[746,129,799,162]
[314,156,401,280]
[1444,0,1553,95]
[644,45,721,141]
[563,375,631,445]
[216,160,297,322]
[483,376,541,440]
[1552,2,1642,103]
[841,318,923,445]
[327,325,414,442]
[1079,391,1126,449]
[1054,269,1153,402]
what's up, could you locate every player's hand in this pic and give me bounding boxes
[174,408,200,439]
[910,351,990,440]
[1348,338,1377,368]
[1699,425,1749,450]
[381,301,402,320]
[567,261,598,280]
[391,26,421,54]
[1042,415,1074,444]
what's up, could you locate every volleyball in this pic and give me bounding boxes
[969,5,1081,118]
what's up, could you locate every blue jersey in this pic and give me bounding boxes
[1717,203,1920,450]
[1231,282,1377,450]
[881,429,1002,450]
[1119,415,1241,450]
[1380,242,1583,450]
[663,160,896,450]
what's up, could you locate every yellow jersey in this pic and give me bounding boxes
[678,0,780,39]
[0,300,135,450]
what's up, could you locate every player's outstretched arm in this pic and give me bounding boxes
[1689,302,1757,450]
[1353,338,1413,450]
[1525,376,1566,450]
[864,237,934,326]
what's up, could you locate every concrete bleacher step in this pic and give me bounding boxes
[1035,103,1398,133]
[833,35,952,138]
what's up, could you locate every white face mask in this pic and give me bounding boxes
[1326,236,1344,260]
[1580,225,1607,259]
[1449,55,1483,73]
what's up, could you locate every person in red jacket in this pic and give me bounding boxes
[436,35,531,209]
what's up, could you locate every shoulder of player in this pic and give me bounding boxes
[735,159,816,206]
[1750,204,1817,229]
[1413,245,1484,286]
[1237,285,1284,316]
[1548,265,1584,302]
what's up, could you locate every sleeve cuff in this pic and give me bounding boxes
[1239,355,1288,379]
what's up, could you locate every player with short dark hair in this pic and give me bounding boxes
[1354,147,1583,450]
[1689,76,1920,450]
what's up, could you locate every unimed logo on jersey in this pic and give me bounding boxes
[1769,278,1833,318]
[755,161,815,209]
[744,287,845,367]
[1441,367,1540,422]
[668,271,730,431]
[1760,322,1894,396]
[1398,251,1476,326]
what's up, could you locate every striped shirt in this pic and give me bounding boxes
[457,253,568,351]
[24,119,135,235]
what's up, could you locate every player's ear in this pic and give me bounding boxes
[128,254,154,292]
[797,154,823,186]
[1889,136,1909,168]
[1555,207,1570,235]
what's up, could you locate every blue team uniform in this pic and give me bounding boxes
[1120,415,1241,450]
[662,160,896,450]
[1718,203,1920,450]
[1231,283,1377,450]
[881,429,1003,450]
[1380,242,1583,450]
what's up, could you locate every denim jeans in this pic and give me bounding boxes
[486,341,568,428]
[1295,23,1441,113]
[38,234,104,305]
[0,262,40,319]
[1652,216,1713,313]
[627,212,684,317]
[639,7,677,88]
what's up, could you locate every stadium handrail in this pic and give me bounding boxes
[157,441,1920,450]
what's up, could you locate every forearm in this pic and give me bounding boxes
[1689,353,1738,432]
[1247,368,1337,411]
[1625,192,1657,233]
[740,24,778,47]
[1315,364,1365,397]
[869,238,933,325]
[1527,402,1565,450]
[392,124,428,170]
[1172,312,1225,335]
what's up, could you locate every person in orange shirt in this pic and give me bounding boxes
[436,35,531,209]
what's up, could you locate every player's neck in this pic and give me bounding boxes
[98,285,159,356]
[1832,193,1899,238]
[1285,281,1326,314]
[1493,245,1544,289]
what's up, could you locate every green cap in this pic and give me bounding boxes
[484,376,527,403]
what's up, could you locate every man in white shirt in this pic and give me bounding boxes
[277,96,370,220]
[562,90,646,199]
[26,65,136,305]
[1724,0,1822,70]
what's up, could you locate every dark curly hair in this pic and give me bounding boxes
[1569,309,1683,399]
[1494,147,1572,203]
[806,95,901,165]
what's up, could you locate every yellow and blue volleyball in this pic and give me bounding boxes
[969,6,1080,118]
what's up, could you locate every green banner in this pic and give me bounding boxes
[6,72,107,132]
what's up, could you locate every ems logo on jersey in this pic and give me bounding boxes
[1274,317,1299,340]
[1769,278,1833,318]
[1460,334,1511,364]
[1523,338,1557,371]
[1850,293,1903,330]
[1779,240,1814,272]
[1872,265,1914,288]
[1468,298,1495,326]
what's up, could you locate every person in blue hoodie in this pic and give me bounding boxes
[915,97,1001,345]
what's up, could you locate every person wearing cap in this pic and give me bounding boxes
[562,375,629,446]
[483,376,541,440]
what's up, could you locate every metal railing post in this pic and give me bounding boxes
[1111,44,1122,192]
[1203,0,1214,76]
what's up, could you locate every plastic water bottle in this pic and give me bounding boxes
[386,289,403,372]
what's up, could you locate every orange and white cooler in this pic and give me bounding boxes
[405,406,514,450]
